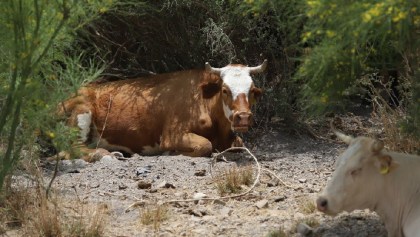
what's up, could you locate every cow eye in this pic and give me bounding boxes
[350,168,362,176]
[222,88,229,97]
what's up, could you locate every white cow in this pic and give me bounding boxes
[316,132,420,237]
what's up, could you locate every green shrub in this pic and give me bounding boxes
[0,0,112,193]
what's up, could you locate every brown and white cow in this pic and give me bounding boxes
[60,60,267,161]
[316,132,420,237]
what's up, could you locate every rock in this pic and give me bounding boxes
[298,178,307,183]
[136,165,152,177]
[57,159,87,173]
[137,181,152,189]
[89,182,100,188]
[213,199,226,206]
[194,169,206,176]
[220,207,232,216]
[100,155,118,163]
[296,222,313,236]
[193,192,207,200]
[156,180,175,189]
[273,195,286,202]
[188,208,207,217]
[267,180,279,187]
[118,183,127,190]
[255,199,269,209]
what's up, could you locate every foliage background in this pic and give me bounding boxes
[1,0,419,191]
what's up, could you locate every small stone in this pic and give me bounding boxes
[220,207,232,216]
[193,192,207,200]
[255,199,269,209]
[194,169,206,176]
[156,180,175,189]
[296,222,313,236]
[119,183,127,190]
[298,178,307,183]
[136,165,152,177]
[90,182,100,188]
[100,155,117,163]
[273,195,286,202]
[213,199,226,206]
[137,181,152,189]
[188,208,207,217]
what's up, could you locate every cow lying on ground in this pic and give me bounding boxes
[59,60,267,161]
[316,132,420,237]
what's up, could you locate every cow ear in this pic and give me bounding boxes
[371,140,384,153]
[200,73,222,98]
[376,155,399,175]
[252,87,263,100]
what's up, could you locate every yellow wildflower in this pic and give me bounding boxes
[48,132,55,139]
[362,13,372,22]
[392,11,407,22]
[326,30,335,38]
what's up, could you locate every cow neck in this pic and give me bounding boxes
[372,152,420,236]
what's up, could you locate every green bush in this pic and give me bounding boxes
[295,0,420,138]
[0,0,112,193]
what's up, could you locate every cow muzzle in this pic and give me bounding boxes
[316,196,339,215]
[233,111,253,132]
[316,196,328,213]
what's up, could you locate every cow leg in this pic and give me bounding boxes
[231,136,244,147]
[62,103,110,162]
[162,133,213,157]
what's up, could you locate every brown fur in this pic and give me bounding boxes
[61,69,255,160]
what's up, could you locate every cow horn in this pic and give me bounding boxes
[248,59,268,74]
[371,140,384,153]
[334,131,353,144]
[205,62,222,75]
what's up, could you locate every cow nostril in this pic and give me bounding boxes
[316,197,328,211]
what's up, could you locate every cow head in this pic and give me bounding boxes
[316,132,399,215]
[203,60,266,132]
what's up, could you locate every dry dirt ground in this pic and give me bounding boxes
[10,115,389,237]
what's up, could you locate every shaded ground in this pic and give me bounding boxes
[35,115,388,237]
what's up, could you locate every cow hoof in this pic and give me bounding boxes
[87,148,111,162]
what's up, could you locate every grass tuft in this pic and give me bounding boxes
[214,165,254,196]
[140,204,169,232]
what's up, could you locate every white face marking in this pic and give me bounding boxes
[220,66,252,100]
[77,112,92,143]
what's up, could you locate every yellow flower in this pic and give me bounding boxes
[320,95,328,103]
[48,132,55,139]
[414,16,420,26]
[326,30,335,38]
[392,11,407,22]
[362,13,372,22]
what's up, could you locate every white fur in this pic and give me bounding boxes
[77,112,92,143]
[223,102,233,122]
[220,66,252,100]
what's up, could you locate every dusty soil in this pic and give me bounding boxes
[10,115,388,236]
